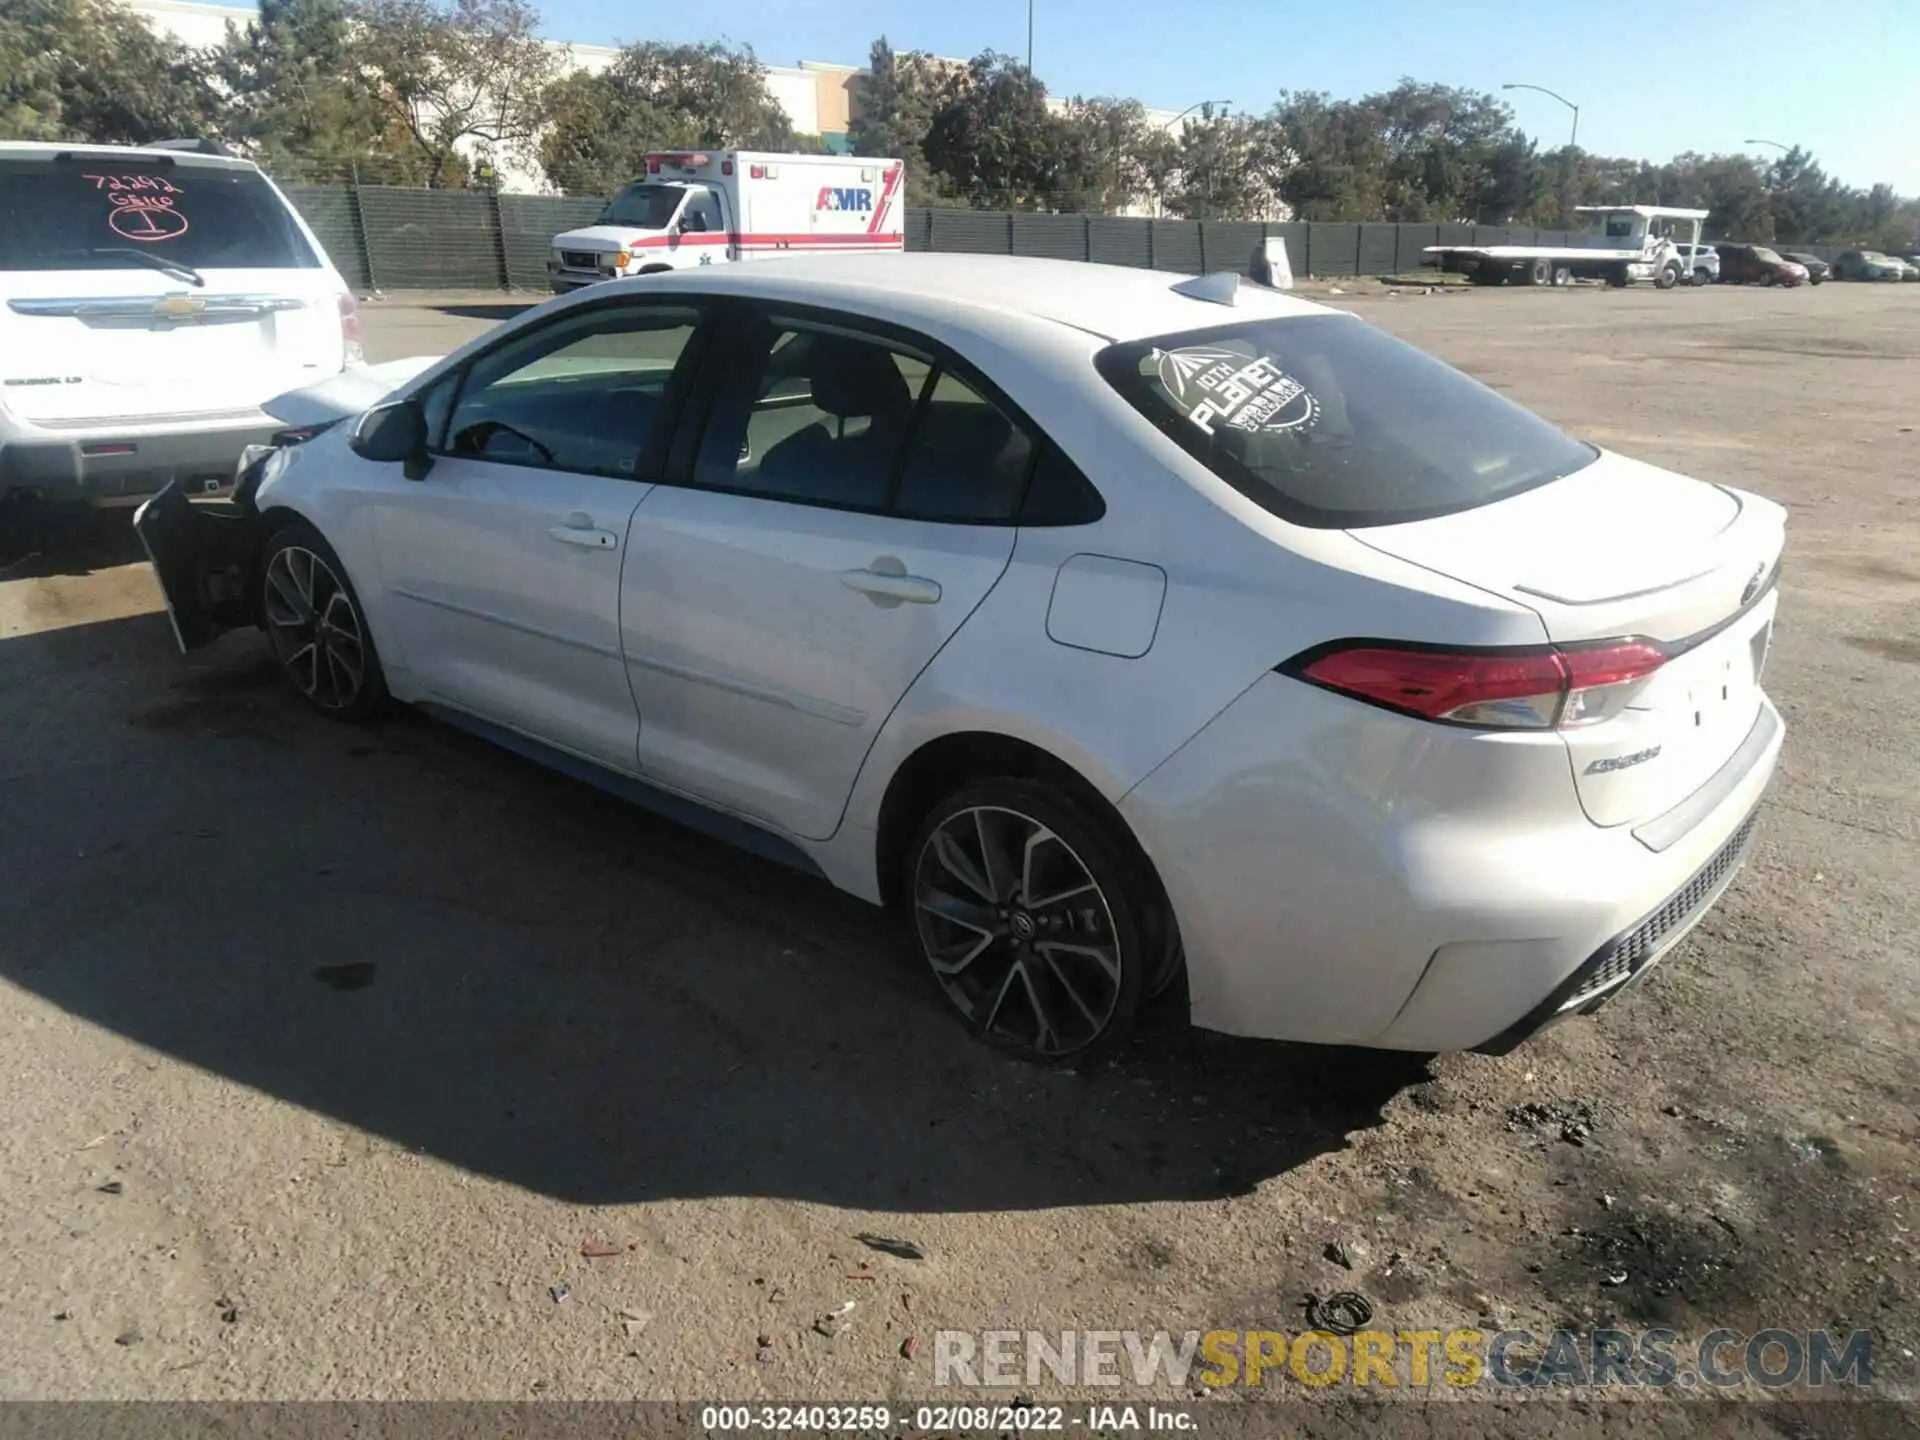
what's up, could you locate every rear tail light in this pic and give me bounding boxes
[338,292,364,366]
[1287,641,1666,731]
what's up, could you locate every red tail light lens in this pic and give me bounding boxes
[1291,641,1665,730]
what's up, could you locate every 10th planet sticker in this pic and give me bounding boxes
[1155,347,1319,435]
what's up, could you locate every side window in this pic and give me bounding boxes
[1018,441,1106,525]
[442,306,701,478]
[892,369,1034,523]
[695,322,928,509]
[682,189,723,234]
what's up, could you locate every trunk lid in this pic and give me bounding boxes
[1,269,345,426]
[1355,450,1785,830]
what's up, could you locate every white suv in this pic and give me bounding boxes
[1676,243,1720,285]
[0,140,360,511]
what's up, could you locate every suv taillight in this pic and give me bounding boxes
[1287,641,1666,730]
[338,292,364,366]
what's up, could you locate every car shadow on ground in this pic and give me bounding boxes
[0,500,147,577]
[429,302,539,323]
[0,610,1431,1212]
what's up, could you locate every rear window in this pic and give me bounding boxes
[1095,313,1596,529]
[0,159,318,272]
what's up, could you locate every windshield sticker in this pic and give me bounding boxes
[81,174,190,243]
[1155,347,1318,435]
[106,191,189,243]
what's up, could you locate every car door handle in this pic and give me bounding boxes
[840,562,941,605]
[548,513,618,550]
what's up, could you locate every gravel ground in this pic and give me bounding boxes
[0,280,1915,1432]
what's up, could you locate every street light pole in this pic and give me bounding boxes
[1501,82,1579,149]
[1027,0,1033,71]
[1745,138,1790,153]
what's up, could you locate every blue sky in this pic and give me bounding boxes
[537,0,1919,194]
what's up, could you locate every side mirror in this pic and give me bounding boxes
[350,398,432,480]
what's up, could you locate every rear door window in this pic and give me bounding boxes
[1096,313,1596,528]
[0,158,319,272]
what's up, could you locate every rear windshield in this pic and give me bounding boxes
[1096,313,1596,528]
[0,159,318,272]
[597,183,685,229]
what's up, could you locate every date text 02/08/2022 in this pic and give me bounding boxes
[698,1403,1198,1432]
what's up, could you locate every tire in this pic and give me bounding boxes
[1526,258,1552,287]
[906,779,1156,1064]
[1551,264,1573,287]
[1692,268,1711,286]
[258,520,388,722]
[1606,264,1631,288]
[1655,261,1681,290]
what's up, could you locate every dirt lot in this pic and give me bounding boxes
[1,281,1915,1430]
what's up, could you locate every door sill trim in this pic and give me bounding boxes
[415,700,826,879]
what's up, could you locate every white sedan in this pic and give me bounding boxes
[136,254,1785,1063]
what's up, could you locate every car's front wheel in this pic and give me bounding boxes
[259,520,388,722]
[908,780,1153,1063]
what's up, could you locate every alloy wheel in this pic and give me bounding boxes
[911,805,1124,1057]
[262,545,365,712]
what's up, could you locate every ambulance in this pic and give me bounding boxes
[548,150,905,292]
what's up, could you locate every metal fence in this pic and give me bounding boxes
[278,184,1858,292]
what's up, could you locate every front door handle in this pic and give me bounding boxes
[841,559,941,607]
[548,512,618,550]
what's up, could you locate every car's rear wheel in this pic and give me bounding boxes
[1693,268,1711,286]
[1551,264,1573,287]
[908,780,1151,1063]
[259,521,387,722]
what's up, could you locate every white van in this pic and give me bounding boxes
[549,150,905,292]
[0,141,359,509]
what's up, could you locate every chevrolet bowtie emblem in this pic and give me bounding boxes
[152,295,206,318]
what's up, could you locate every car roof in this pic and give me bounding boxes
[0,140,257,170]
[616,252,1330,344]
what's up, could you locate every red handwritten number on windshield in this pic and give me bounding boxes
[106,192,190,243]
[81,173,183,195]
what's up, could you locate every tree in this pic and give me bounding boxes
[920,51,1077,209]
[352,0,558,187]
[0,0,220,144]
[538,40,789,195]
[213,0,425,183]
[849,39,965,206]
[1056,97,1170,214]
[1265,91,1387,221]
[1162,108,1277,220]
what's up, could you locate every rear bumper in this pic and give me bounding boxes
[1120,672,1785,1053]
[0,417,280,505]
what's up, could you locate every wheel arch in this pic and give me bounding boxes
[872,729,1172,925]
